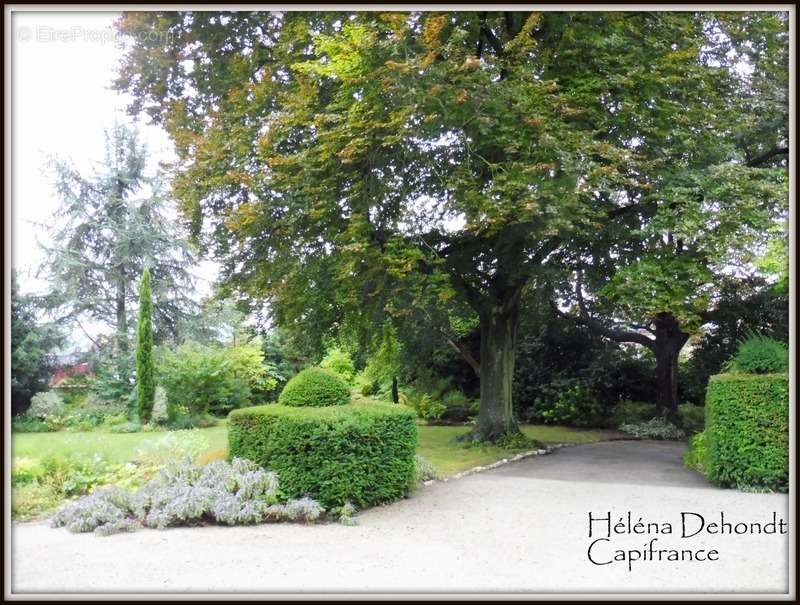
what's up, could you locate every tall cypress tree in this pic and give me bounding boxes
[136,268,155,422]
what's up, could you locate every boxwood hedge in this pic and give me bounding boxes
[705,373,788,492]
[228,403,417,508]
[277,367,350,407]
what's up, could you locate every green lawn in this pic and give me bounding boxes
[417,424,610,476]
[12,422,609,477]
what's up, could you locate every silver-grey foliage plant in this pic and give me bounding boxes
[52,457,324,536]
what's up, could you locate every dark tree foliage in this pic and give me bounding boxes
[680,278,789,405]
[10,271,64,415]
[551,12,789,422]
[513,295,656,418]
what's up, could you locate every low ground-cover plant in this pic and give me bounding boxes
[440,391,479,423]
[133,430,211,467]
[51,457,324,536]
[277,367,350,407]
[619,418,686,440]
[11,416,52,433]
[11,430,216,520]
[228,403,417,508]
[12,453,118,520]
[683,430,708,475]
[705,373,788,492]
[401,389,446,422]
[414,454,440,482]
[609,400,657,427]
[12,483,63,521]
[11,457,46,486]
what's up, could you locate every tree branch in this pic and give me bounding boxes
[482,19,503,57]
[550,277,655,349]
[443,333,481,378]
[73,317,102,350]
[746,146,788,168]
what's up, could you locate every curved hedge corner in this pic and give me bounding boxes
[277,367,351,407]
[228,403,417,508]
[705,373,788,492]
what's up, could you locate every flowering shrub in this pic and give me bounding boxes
[51,457,324,536]
[52,486,140,536]
[133,457,280,528]
[276,496,325,523]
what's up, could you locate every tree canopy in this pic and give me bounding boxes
[115,11,789,440]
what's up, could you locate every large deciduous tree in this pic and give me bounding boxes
[115,11,787,441]
[550,11,788,422]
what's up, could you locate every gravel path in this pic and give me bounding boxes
[10,440,790,596]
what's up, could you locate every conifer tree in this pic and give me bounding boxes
[136,268,155,422]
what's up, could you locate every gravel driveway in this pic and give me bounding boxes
[10,440,790,596]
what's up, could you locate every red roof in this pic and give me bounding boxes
[51,363,93,387]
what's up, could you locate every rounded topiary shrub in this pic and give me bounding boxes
[705,373,788,492]
[278,367,351,407]
[228,403,417,508]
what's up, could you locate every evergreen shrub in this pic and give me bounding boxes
[705,373,788,491]
[228,402,417,508]
[277,367,350,407]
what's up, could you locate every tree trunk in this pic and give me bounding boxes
[391,376,399,404]
[652,313,689,424]
[116,278,128,354]
[459,300,521,443]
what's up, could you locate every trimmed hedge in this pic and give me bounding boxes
[228,403,417,508]
[705,373,788,492]
[278,367,350,407]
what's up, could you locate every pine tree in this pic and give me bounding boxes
[136,268,155,422]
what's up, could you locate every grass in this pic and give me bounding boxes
[13,421,609,478]
[417,424,609,476]
[12,421,612,520]
[12,424,230,464]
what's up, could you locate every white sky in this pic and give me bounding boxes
[11,12,218,347]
